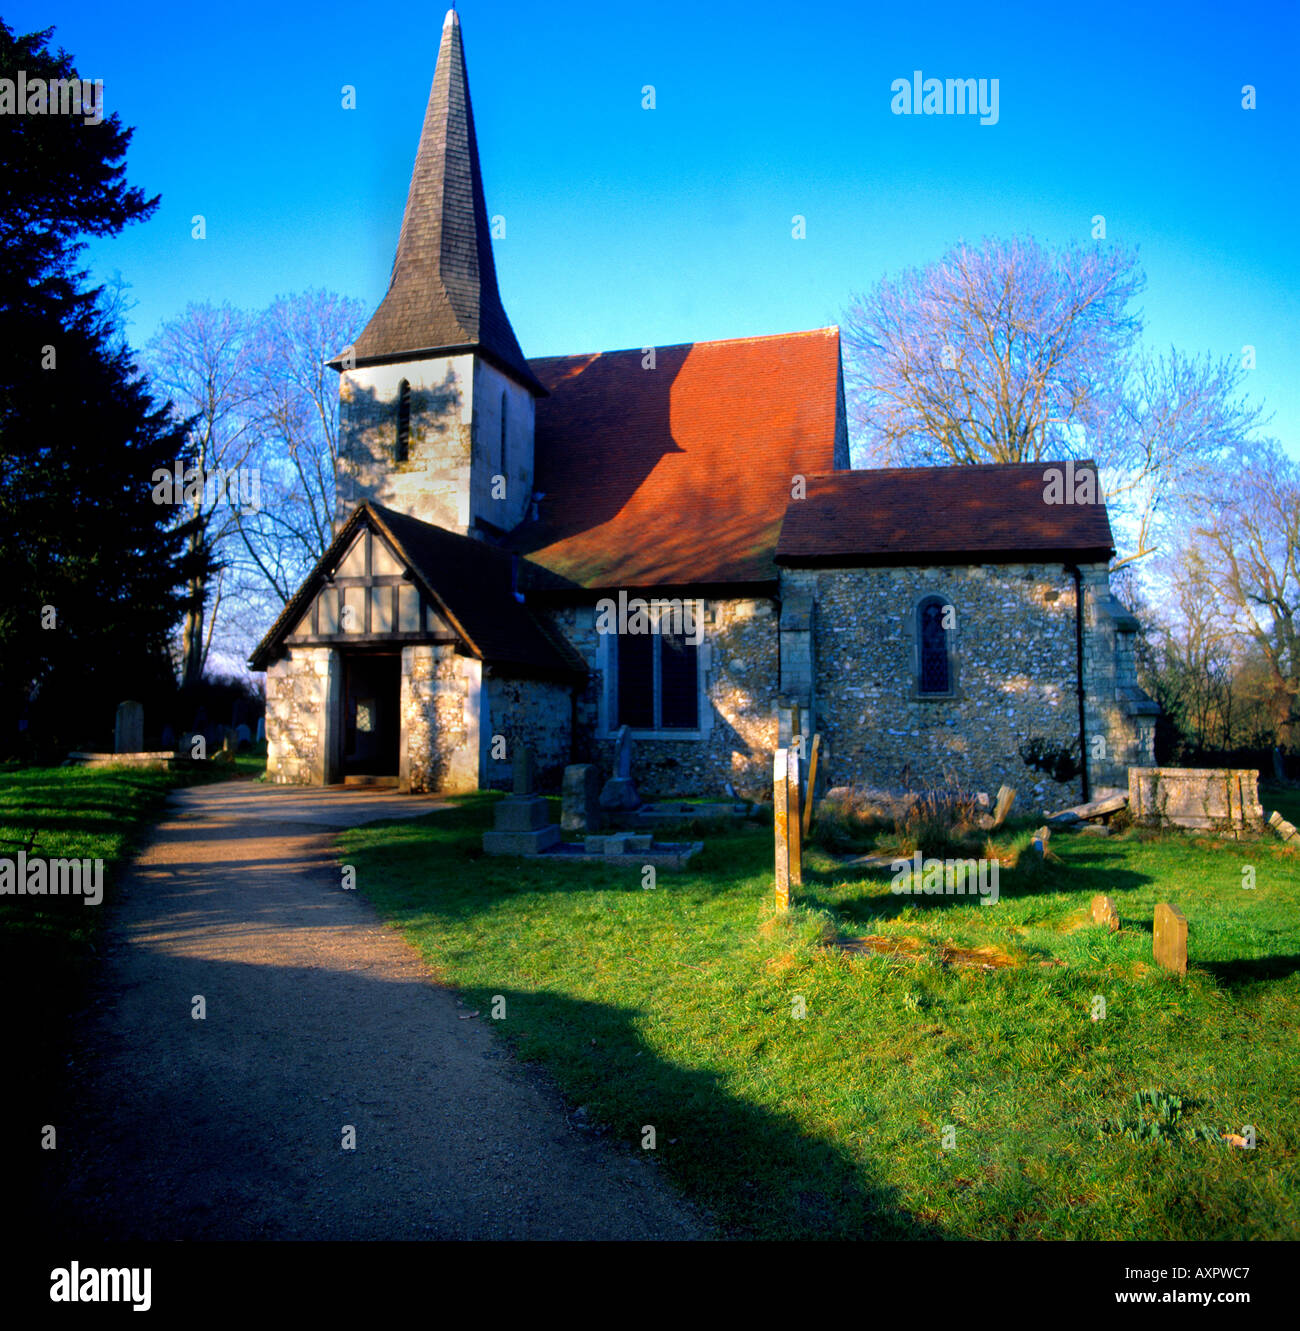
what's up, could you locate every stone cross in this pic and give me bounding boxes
[114,700,143,754]
[613,724,634,779]
[1153,902,1188,974]
[512,746,535,797]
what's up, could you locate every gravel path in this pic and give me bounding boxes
[41,781,709,1240]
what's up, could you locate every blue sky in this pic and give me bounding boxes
[14,0,1300,454]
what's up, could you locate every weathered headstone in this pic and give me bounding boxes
[774,748,792,911]
[483,746,560,855]
[235,723,252,750]
[255,717,266,744]
[114,700,144,754]
[977,785,1016,831]
[562,764,602,832]
[1090,894,1120,932]
[599,725,640,811]
[801,733,821,839]
[1267,809,1299,844]
[1153,902,1188,975]
[788,746,802,888]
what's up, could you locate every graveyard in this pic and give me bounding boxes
[336,768,1300,1240]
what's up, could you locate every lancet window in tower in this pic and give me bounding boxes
[395,379,411,462]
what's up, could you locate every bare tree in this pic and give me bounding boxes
[232,289,366,602]
[843,236,1264,567]
[144,302,257,686]
[1188,441,1300,751]
[142,291,366,679]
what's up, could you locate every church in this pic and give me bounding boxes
[250,8,1157,808]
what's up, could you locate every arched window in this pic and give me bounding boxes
[499,392,508,475]
[917,595,952,695]
[395,379,411,462]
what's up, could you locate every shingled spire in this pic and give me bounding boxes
[347,9,544,394]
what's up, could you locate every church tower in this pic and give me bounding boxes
[331,8,544,536]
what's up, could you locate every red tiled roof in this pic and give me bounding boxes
[776,463,1115,565]
[511,328,844,589]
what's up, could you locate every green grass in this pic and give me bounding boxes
[341,797,1300,1239]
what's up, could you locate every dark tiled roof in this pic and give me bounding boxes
[509,328,844,589]
[776,463,1115,565]
[342,12,544,395]
[249,503,586,679]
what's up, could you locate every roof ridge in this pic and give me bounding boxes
[527,325,840,366]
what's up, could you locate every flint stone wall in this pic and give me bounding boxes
[1129,766,1265,835]
[400,644,480,793]
[265,646,335,785]
[482,672,574,791]
[784,563,1085,806]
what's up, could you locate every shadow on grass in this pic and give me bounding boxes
[1201,953,1300,989]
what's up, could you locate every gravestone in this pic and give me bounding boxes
[774,748,792,911]
[483,746,560,855]
[787,746,802,889]
[235,723,252,750]
[801,733,821,839]
[1090,894,1120,932]
[115,700,144,754]
[1267,810,1299,844]
[513,745,535,796]
[1153,902,1188,975]
[562,764,602,833]
[599,724,640,811]
[256,717,266,743]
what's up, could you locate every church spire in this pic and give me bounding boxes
[347,8,543,394]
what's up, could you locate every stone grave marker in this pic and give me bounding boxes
[774,747,792,911]
[115,700,144,754]
[484,746,560,855]
[513,744,535,796]
[1090,894,1120,932]
[562,764,602,832]
[599,724,640,811]
[801,733,821,839]
[235,723,252,750]
[788,746,802,889]
[256,717,266,743]
[1153,902,1188,975]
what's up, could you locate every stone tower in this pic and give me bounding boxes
[331,8,545,536]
